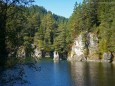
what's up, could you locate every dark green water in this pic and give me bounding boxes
[1,61,115,86]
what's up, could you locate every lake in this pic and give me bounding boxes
[1,60,115,86]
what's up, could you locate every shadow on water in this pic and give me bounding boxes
[0,62,40,86]
[0,60,72,86]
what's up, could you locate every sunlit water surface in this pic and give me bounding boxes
[1,61,115,86]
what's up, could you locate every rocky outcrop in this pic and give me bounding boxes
[102,52,113,62]
[68,32,115,62]
[33,48,42,59]
[87,33,99,60]
[53,51,59,61]
[16,44,42,60]
[17,46,26,58]
[68,32,99,61]
[113,53,115,62]
[68,34,87,61]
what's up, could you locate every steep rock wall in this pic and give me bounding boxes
[68,32,99,61]
[87,33,99,60]
[16,45,42,60]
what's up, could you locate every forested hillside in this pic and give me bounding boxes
[0,0,115,67]
[68,0,115,62]
[0,1,68,66]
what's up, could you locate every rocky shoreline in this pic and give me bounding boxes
[68,32,115,63]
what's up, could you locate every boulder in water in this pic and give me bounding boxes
[103,52,113,62]
[53,51,59,61]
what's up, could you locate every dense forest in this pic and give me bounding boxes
[69,0,115,52]
[0,0,68,67]
[0,0,115,67]
[68,0,115,61]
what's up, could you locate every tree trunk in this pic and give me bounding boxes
[41,50,45,58]
[50,51,54,58]
[0,3,8,66]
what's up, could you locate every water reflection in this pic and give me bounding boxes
[0,61,73,86]
[1,61,115,86]
[53,61,72,86]
[70,62,115,86]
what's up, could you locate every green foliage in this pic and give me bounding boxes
[1,0,115,66]
[69,0,115,58]
[0,0,34,67]
[34,11,68,54]
[54,23,67,52]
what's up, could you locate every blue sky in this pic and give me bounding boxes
[34,0,82,18]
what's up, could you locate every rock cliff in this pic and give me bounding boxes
[68,32,114,62]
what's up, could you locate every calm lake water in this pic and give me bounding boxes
[1,60,115,86]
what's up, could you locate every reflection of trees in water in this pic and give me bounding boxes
[0,65,28,86]
[0,63,40,86]
[70,62,115,86]
[70,62,90,86]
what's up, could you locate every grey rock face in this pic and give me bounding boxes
[17,46,26,58]
[74,55,87,61]
[68,34,87,61]
[103,52,113,62]
[33,48,42,58]
[88,33,99,60]
[53,51,59,61]
[16,44,42,60]
[68,32,99,61]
